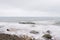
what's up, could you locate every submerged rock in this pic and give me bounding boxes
[19,22,35,24]
[30,30,39,34]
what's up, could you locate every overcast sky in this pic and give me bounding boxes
[0,0,60,17]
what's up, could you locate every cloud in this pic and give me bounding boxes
[0,0,60,17]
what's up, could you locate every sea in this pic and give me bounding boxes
[0,17,60,25]
[0,17,60,21]
[0,17,60,40]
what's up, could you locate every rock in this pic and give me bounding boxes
[0,33,20,40]
[0,34,34,40]
[7,29,10,31]
[19,35,33,40]
[19,22,35,24]
[42,34,52,39]
[46,30,51,34]
[30,30,39,34]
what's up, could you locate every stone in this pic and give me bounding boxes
[30,30,39,34]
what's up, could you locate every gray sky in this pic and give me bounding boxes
[0,0,60,17]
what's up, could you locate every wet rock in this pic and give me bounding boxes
[7,29,10,31]
[0,33,34,40]
[30,30,39,34]
[19,35,33,40]
[19,22,35,24]
[46,30,51,34]
[42,34,52,39]
[0,33,20,40]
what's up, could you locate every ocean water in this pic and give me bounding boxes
[0,17,60,25]
[0,17,60,22]
[0,17,60,40]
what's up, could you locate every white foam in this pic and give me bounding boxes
[0,21,60,40]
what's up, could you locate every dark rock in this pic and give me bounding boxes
[7,29,10,31]
[42,34,52,39]
[30,30,39,34]
[0,34,20,40]
[46,30,51,34]
[19,22,35,24]
[0,33,34,40]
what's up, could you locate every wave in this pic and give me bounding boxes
[32,20,55,25]
[0,20,60,26]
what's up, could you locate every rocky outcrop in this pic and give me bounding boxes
[0,34,20,40]
[0,34,34,40]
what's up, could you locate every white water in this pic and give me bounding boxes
[0,21,60,40]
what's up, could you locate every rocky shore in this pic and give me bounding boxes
[0,33,35,40]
